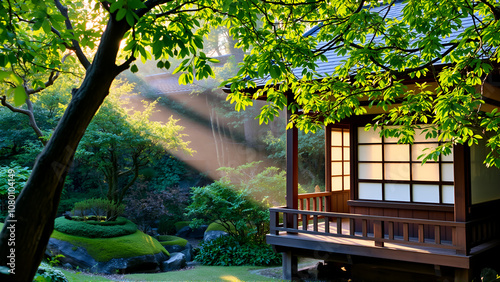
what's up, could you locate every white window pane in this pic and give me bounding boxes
[332,147,343,161]
[332,162,343,176]
[343,162,350,173]
[358,145,382,161]
[414,128,439,142]
[441,149,454,162]
[358,127,381,143]
[344,176,350,190]
[413,185,440,203]
[384,144,410,161]
[442,185,454,204]
[332,176,343,191]
[412,143,438,161]
[359,183,382,200]
[385,184,410,202]
[344,147,350,161]
[442,163,454,182]
[412,163,439,181]
[385,163,410,180]
[331,130,342,146]
[343,131,350,146]
[358,163,382,180]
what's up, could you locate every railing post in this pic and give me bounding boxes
[374,220,384,247]
[270,209,279,235]
[455,224,470,255]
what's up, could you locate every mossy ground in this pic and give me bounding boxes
[51,229,169,262]
[157,235,188,247]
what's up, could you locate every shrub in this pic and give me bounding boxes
[186,181,269,244]
[195,236,281,266]
[125,184,189,233]
[71,198,124,221]
[34,262,68,282]
[174,221,191,233]
[54,217,137,238]
[157,235,188,247]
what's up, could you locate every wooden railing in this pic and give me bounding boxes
[298,192,331,213]
[269,207,468,253]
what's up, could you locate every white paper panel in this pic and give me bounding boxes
[331,147,343,161]
[358,145,382,161]
[384,144,410,161]
[411,143,438,161]
[359,183,383,200]
[358,127,381,143]
[344,176,350,190]
[441,163,454,182]
[442,185,455,204]
[412,163,439,181]
[441,149,454,162]
[385,184,410,202]
[331,162,343,176]
[331,130,342,146]
[358,163,382,180]
[331,176,343,191]
[343,162,350,173]
[414,128,439,142]
[385,163,410,180]
[343,147,350,161]
[343,131,350,146]
[413,184,440,203]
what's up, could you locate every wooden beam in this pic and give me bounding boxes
[453,145,471,255]
[286,95,299,211]
[282,251,298,280]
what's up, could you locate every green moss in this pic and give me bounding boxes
[54,217,137,238]
[205,221,236,233]
[174,221,191,232]
[157,235,188,247]
[51,230,169,262]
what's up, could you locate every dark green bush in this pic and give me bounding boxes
[54,217,137,238]
[158,217,177,235]
[71,198,125,221]
[174,221,191,233]
[195,236,281,266]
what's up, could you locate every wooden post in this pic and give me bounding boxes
[454,145,471,255]
[325,125,332,211]
[374,220,384,247]
[282,251,298,280]
[286,94,299,231]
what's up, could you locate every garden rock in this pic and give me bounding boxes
[160,252,186,272]
[203,230,228,242]
[163,242,193,262]
[46,238,169,274]
[175,225,208,239]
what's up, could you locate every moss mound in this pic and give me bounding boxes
[51,229,169,262]
[174,221,191,233]
[206,221,236,233]
[54,217,137,238]
[157,235,188,247]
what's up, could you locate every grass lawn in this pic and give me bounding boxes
[59,265,280,281]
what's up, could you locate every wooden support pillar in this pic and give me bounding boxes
[282,251,298,280]
[454,145,471,255]
[286,95,299,230]
[454,268,472,282]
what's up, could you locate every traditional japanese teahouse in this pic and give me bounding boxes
[225,2,500,281]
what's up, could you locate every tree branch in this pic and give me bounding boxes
[53,0,91,69]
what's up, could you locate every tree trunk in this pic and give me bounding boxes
[0,18,129,281]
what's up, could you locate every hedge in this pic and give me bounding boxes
[54,217,137,238]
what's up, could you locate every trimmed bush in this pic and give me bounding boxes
[157,235,188,247]
[51,230,169,262]
[195,236,281,266]
[54,217,137,238]
[71,198,124,221]
[174,221,191,233]
[205,221,236,233]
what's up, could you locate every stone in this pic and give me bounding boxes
[203,230,228,242]
[180,242,194,262]
[160,253,186,272]
[46,238,169,274]
[175,226,192,238]
[189,225,208,239]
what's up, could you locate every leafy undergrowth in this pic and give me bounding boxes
[51,229,169,261]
